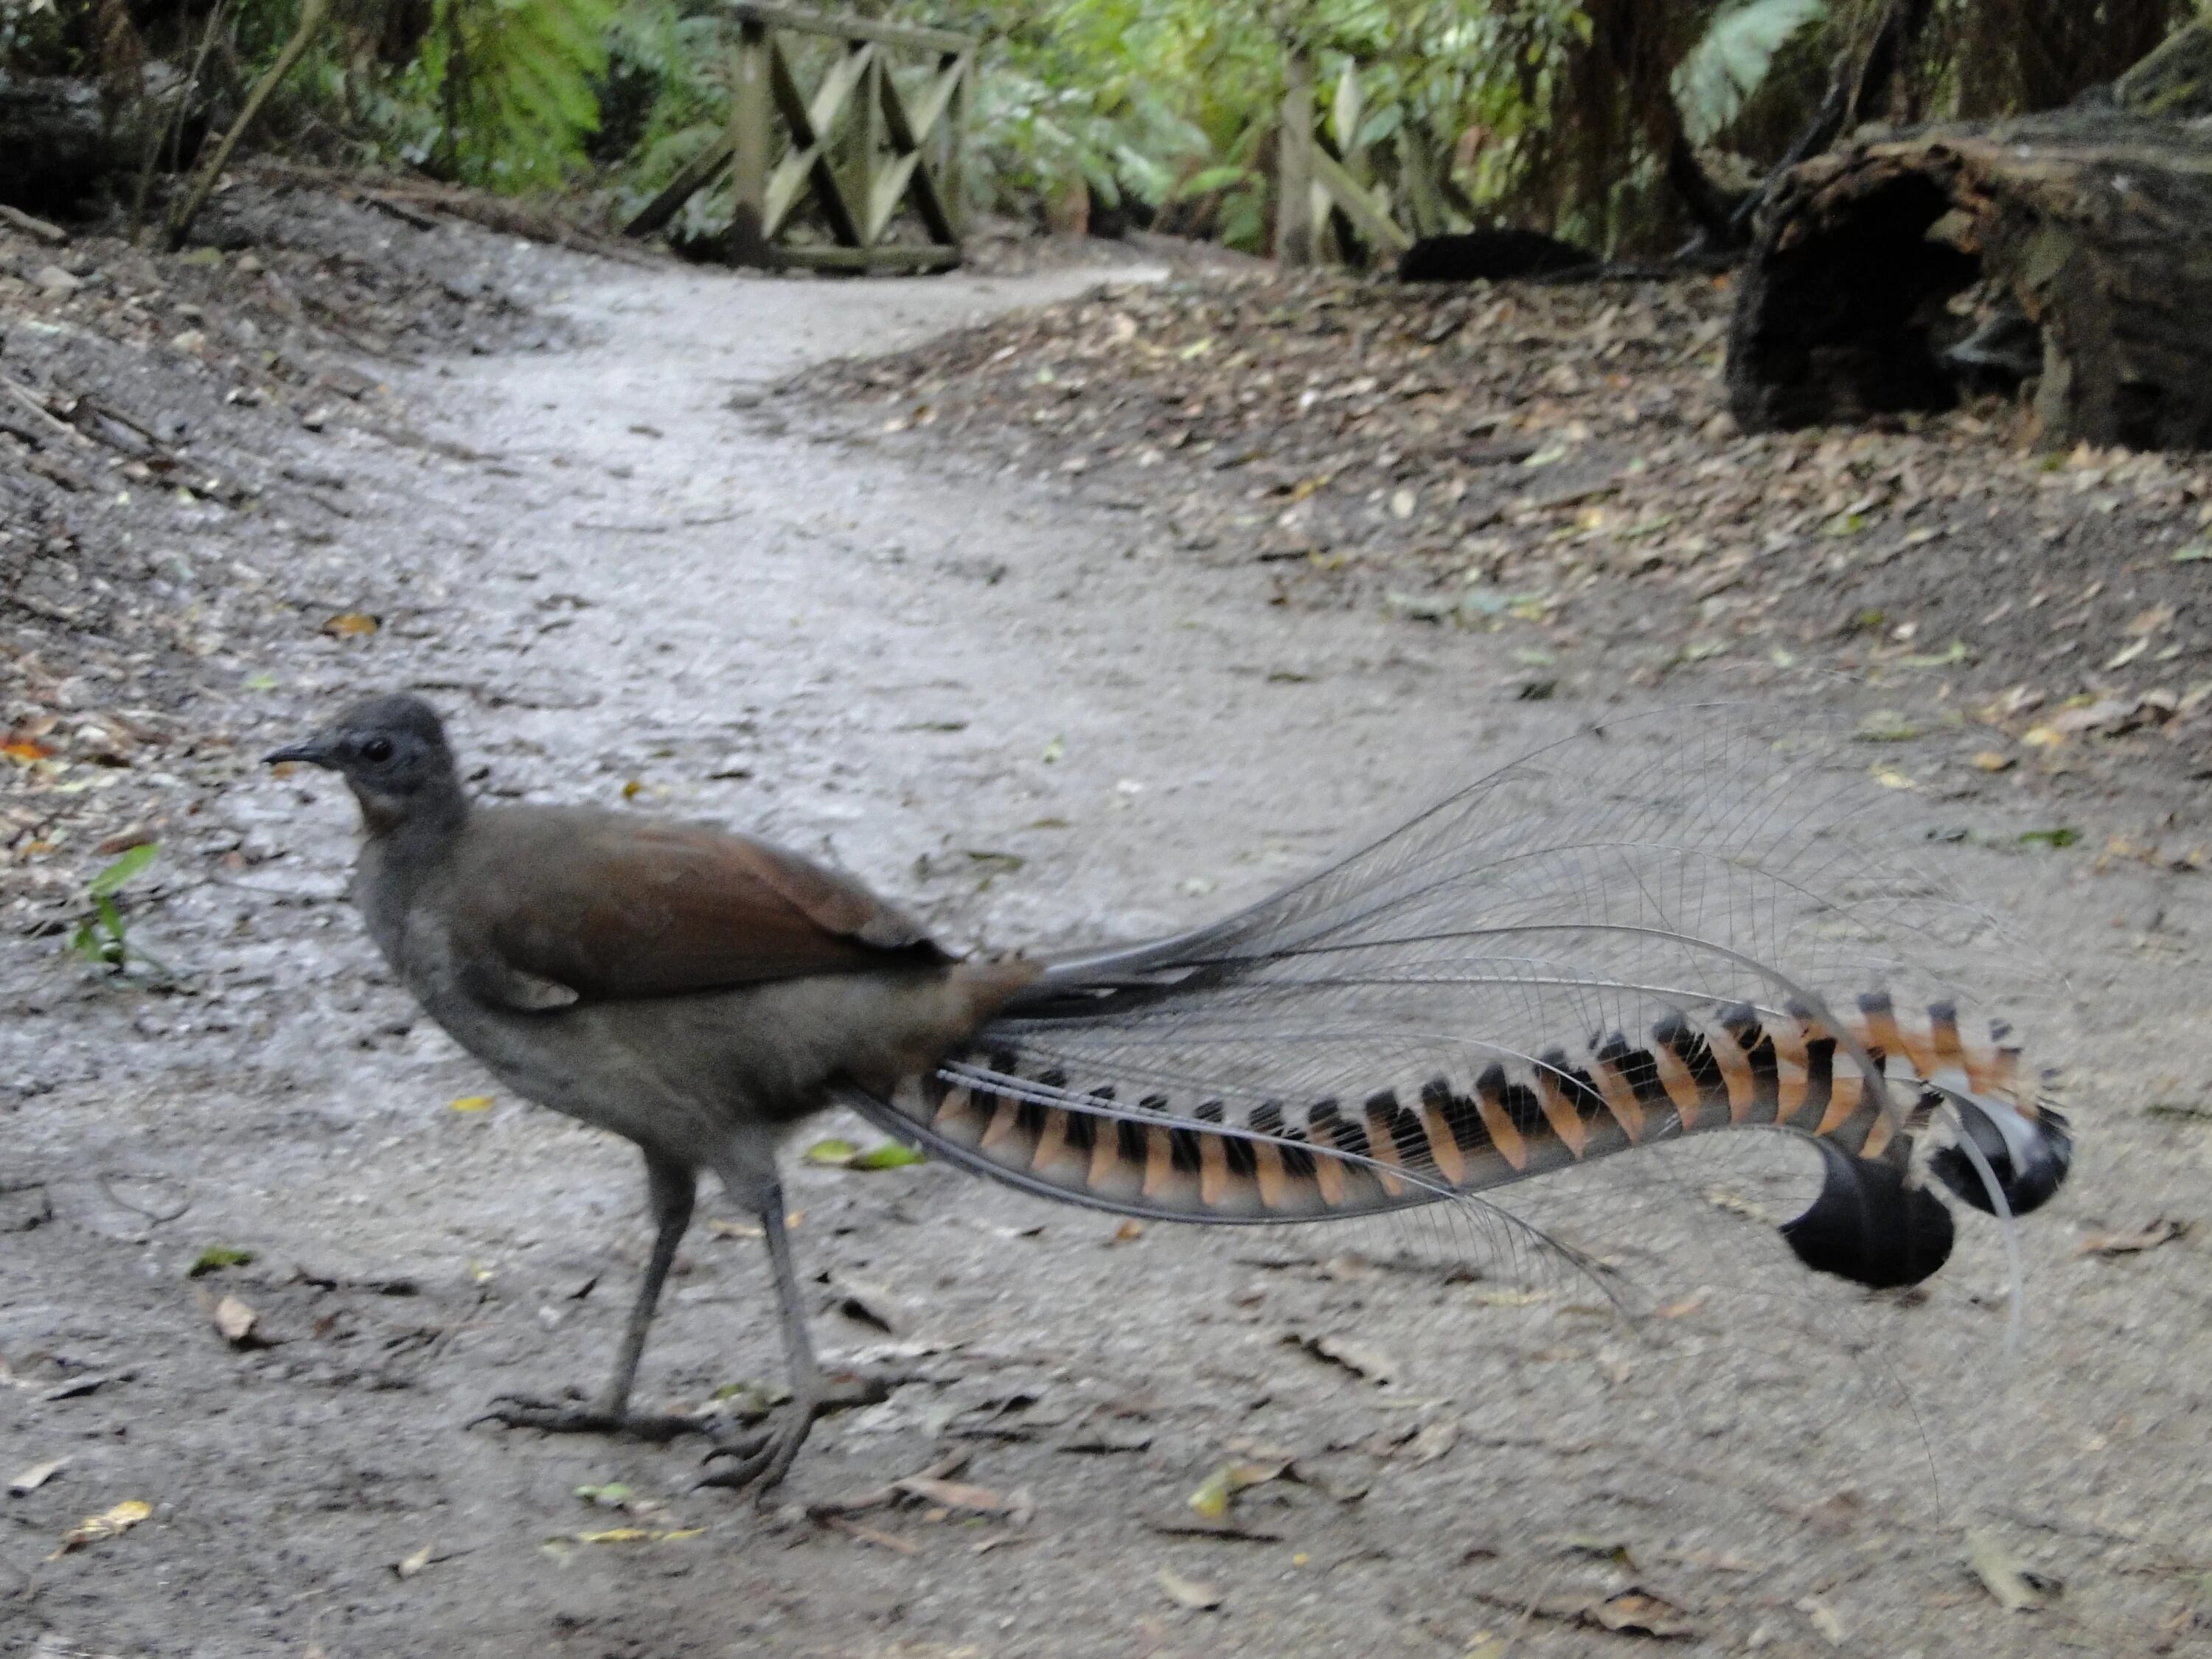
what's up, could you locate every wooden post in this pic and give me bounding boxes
[727,16,773,265]
[844,47,880,248]
[1278,46,1314,266]
[944,50,969,240]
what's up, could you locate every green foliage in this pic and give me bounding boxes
[398,0,617,186]
[70,842,162,975]
[1674,0,1826,145]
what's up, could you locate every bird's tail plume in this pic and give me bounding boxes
[845,703,2072,1294]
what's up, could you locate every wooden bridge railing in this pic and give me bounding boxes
[625,2,975,271]
[1278,48,1464,269]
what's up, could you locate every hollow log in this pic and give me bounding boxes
[1726,109,2212,452]
[0,74,108,215]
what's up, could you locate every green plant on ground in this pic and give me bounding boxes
[70,843,171,977]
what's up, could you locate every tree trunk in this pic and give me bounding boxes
[1726,108,2212,452]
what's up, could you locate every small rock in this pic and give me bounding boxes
[33,265,81,296]
[301,406,330,432]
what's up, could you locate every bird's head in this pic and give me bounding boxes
[265,693,465,836]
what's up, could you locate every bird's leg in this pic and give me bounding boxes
[475,1150,710,1441]
[697,1181,885,1494]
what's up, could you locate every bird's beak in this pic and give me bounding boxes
[263,732,337,768]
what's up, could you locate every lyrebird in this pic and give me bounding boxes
[267,695,2070,1492]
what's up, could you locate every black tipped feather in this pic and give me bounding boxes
[1781,1141,1956,1288]
[1932,1102,2073,1217]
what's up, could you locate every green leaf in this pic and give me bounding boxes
[1674,0,1829,145]
[802,1138,860,1166]
[2019,828,2080,849]
[189,1246,257,1277]
[88,842,158,897]
[846,1142,927,1171]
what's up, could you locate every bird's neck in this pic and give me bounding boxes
[357,771,471,856]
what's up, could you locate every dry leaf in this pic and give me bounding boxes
[1110,1219,1145,1244]
[321,611,380,638]
[568,1526,705,1544]
[1158,1566,1222,1611]
[394,1542,435,1578]
[1966,1528,2051,1613]
[214,1294,263,1347]
[2079,1219,2188,1256]
[55,1498,151,1554]
[1405,1418,1460,1466]
[449,1094,494,1112]
[1586,1588,1697,1639]
[1296,1331,1401,1385]
[9,1456,68,1495]
[1186,1457,1287,1519]
[1798,1594,1847,1646]
[894,1476,1012,1515]
[825,1517,920,1554]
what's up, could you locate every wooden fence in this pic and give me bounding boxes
[1278,48,1464,268]
[625,2,975,271]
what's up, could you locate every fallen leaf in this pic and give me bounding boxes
[821,1515,919,1553]
[1967,1527,2052,1612]
[894,1476,1014,1515]
[1405,1418,1460,1466]
[1110,1220,1145,1244]
[803,1138,860,1166]
[213,1294,263,1347]
[1971,751,2016,773]
[1587,1588,1697,1639]
[1295,1331,1401,1385]
[1798,1594,1847,1646]
[2078,1219,2188,1256]
[830,1279,902,1333]
[1186,1454,1289,1520]
[394,1542,436,1578]
[55,1498,151,1554]
[321,611,380,638]
[845,1142,926,1170]
[448,1094,494,1113]
[1158,1566,1223,1610]
[567,1526,703,1544]
[188,1245,255,1276]
[9,1456,68,1496]
[1147,1508,1286,1541]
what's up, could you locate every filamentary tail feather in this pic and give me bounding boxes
[844,705,2072,1291]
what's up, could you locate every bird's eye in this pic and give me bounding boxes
[361,737,395,764]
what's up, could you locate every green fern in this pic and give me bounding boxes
[414,0,617,187]
[1674,0,1829,146]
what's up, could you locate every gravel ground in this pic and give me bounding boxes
[4,201,2211,1659]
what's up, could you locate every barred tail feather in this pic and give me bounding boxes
[848,704,2073,1292]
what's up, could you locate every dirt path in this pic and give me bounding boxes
[4,251,2210,1659]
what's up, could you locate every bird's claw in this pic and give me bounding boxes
[694,1371,888,1496]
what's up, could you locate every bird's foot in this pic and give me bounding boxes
[695,1371,888,1496]
[470,1391,711,1444]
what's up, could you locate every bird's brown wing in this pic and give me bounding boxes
[454,807,948,1002]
